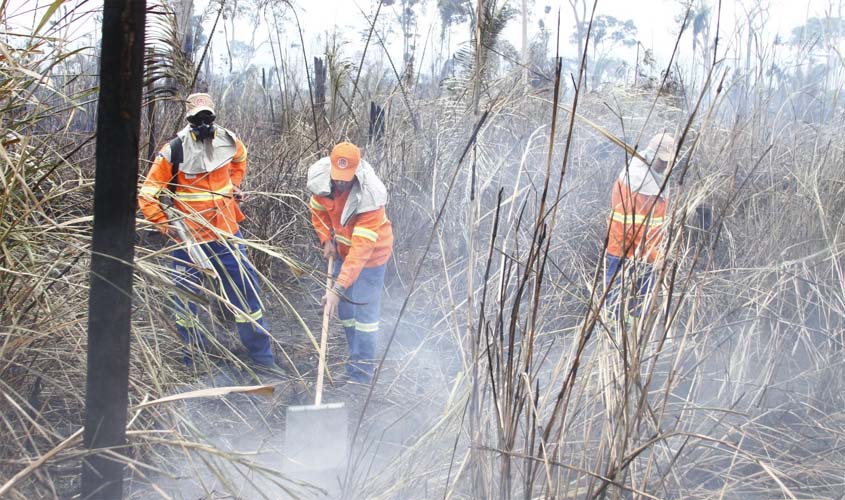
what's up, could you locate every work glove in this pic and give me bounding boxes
[652,254,665,270]
[321,284,344,317]
[233,186,247,202]
[322,241,336,261]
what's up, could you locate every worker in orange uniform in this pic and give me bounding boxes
[605,132,677,323]
[138,93,277,370]
[307,142,393,384]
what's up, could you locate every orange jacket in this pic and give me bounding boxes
[139,129,247,242]
[310,190,393,289]
[607,177,668,263]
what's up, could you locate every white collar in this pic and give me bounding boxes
[620,155,664,196]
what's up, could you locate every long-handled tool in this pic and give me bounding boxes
[284,256,348,472]
[163,205,214,271]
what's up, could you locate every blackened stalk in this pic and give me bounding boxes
[82,0,146,498]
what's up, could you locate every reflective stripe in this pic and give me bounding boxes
[140,185,160,196]
[174,192,228,201]
[610,211,665,226]
[339,318,356,328]
[176,316,199,328]
[173,183,234,202]
[310,197,327,211]
[233,144,247,163]
[235,309,263,323]
[352,227,379,242]
[356,321,380,333]
[335,234,352,246]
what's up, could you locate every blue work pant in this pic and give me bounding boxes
[171,234,274,366]
[604,254,654,321]
[333,260,386,383]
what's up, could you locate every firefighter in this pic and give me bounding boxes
[307,142,394,384]
[138,93,277,370]
[605,132,677,322]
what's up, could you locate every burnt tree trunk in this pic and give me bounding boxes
[146,46,157,161]
[262,67,276,126]
[81,0,146,498]
[368,102,385,143]
[314,56,326,123]
[173,0,194,57]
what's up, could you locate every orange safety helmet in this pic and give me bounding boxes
[330,142,361,182]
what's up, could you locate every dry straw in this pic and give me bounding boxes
[1,1,843,499]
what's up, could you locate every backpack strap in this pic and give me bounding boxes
[168,136,183,193]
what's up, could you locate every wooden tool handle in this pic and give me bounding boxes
[314,256,334,406]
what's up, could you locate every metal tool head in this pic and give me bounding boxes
[283,402,348,472]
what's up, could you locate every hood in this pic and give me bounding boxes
[620,151,664,197]
[176,125,239,174]
[307,156,388,226]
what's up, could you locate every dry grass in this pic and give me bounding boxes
[1,2,844,499]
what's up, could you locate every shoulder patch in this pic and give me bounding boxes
[158,143,172,163]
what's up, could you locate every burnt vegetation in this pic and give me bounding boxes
[1,0,843,498]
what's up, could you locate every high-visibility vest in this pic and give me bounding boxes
[139,130,247,242]
[606,177,668,263]
[310,190,393,289]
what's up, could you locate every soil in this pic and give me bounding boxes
[125,285,458,500]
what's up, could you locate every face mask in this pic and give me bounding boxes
[331,180,354,193]
[191,123,215,141]
[188,111,216,141]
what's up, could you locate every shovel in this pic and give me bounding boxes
[284,256,348,472]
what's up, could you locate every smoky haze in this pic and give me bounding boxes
[0,1,844,499]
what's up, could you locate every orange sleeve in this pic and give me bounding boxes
[229,138,247,187]
[138,150,173,231]
[644,197,669,262]
[609,179,641,257]
[336,208,384,288]
[309,195,332,245]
